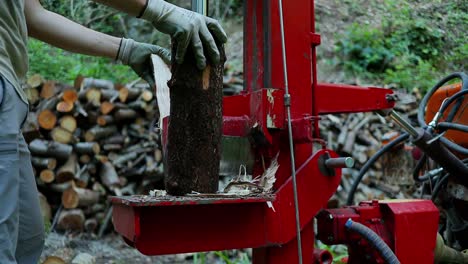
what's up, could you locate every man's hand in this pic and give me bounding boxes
[117,38,170,88]
[141,0,227,69]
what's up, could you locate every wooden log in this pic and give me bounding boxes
[56,101,74,113]
[31,157,57,170]
[39,169,55,183]
[22,112,41,143]
[39,192,52,223]
[101,89,119,101]
[165,41,225,195]
[141,89,154,102]
[62,184,100,209]
[84,218,98,233]
[102,144,122,152]
[118,86,141,103]
[102,134,126,145]
[74,142,100,155]
[114,109,137,122]
[56,154,77,183]
[38,109,57,130]
[43,256,66,264]
[97,115,115,126]
[57,209,85,231]
[76,76,114,90]
[62,89,78,104]
[51,127,74,144]
[27,74,43,88]
[29,139,73,160]
[79,154,91,164]
[40,81,57,99]
[24,87,40,105]
[59,115,77,133]
[84,88,101,106]
[85,126,117,142]
[49,181,73,193]
[75,168,90,188]
[100,101,115,115]
[100,161,120,189]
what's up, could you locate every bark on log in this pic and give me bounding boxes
[85,126,117,142]
[100,161,120,188]
[165,41,225,195]
[62,184,100,209]
[56,154,77,183]
[57,209,85,231]
[31,157,57,170]
[22,112,41,143]
[74,142,100,155]
[29,139,73,160]
[97,115,114,126]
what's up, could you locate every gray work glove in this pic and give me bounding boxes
[141,0,227,69]
[117,38,170,88]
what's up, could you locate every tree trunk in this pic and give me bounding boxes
[165,41,225,195]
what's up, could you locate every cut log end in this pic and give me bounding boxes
[38,110,57,130]
[40,169,55,183]
[56,101,74,113]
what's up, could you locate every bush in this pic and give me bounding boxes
[28,39,137,84]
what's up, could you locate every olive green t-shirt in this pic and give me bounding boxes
[0,0,28,103]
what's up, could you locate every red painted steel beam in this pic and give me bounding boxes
[316,83,395,114]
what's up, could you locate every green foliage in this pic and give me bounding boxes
[333,0,467,91]
[28,39,137,84]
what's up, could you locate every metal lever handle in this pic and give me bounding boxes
[325,157,355,169]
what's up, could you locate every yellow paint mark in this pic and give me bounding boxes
[202,66,211,90]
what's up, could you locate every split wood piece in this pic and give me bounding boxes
[59,115,77,133]
[42,256,66,264]
[62,184,100,209]
[62,89,78,104]
[29,139,73,160]
[97,115,115,126]
[118,86,141,103]
[49,181,73,193]
[75,167,91,188]
[40,81,57,99]
[114,109,137,122]
[40,169,55,183]
[27,74,43,88]
[56,209,85,231]
[84,88,102,106]
[24,87,39,105]
[76,76,114,90]
[74,142,100,155]
[85,125,117,142]
[22,112,41,142]
[51,127,74,144]
[101,89,119,101]
[100,161,120,189]
[39,192,52,223]
[31,157,57,170]
[56,154,77,183]
[79,155,91,164]
[84,218,99,233]
[165,41,225,195]
[100,101,115,115]
[38,109,57,130]
[56,101,74,113]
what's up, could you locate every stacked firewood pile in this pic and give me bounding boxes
[23,74,164,235]
[319,90,421,206]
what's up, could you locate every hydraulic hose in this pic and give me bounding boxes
[345,219,401,264]
[346,133,410,205]
[438,122,468,133]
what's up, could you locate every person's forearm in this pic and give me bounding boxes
[92,0,148,17]
[25,1,121,59]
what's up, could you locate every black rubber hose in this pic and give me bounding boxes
[440,138,468,155]
[413,154,430,182]
[431,173,450,201]
[346,133,410,205]
[417,72,468,128]
[437,89,468,119]
[438,122,468,133]
[345,219,401,264]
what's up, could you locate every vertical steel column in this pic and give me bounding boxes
[191,0,208,15]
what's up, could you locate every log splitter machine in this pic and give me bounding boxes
[111,0,468,263]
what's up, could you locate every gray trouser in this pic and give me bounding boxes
[0,75,44,264]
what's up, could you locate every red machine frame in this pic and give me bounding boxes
[110,0,437,263]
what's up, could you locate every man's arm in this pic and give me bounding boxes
[25,0,121,59]
[25,0,169,87]
[92,0,147,17]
